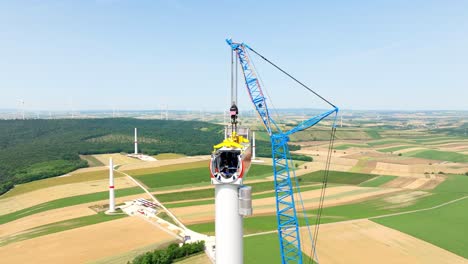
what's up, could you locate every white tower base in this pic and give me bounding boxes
[215,184,243,264]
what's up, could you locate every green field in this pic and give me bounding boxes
[1,169,125,199]
[378,145,415,153]
[136,164,273,189]
[0,212,127,246]
[404,149,468,162]
[367,139,413,146]
[334,144,369,150]
[157,212,178,226]
[373,197,468,258]
[135,167,209,188]
[350,158,371,173]
[432,174,468,193]
[245,233,313,263]
[80,155,105,167]
[0,187,142,224]
[359,175,397,187]
[413,136,462,143]
[153,153,186,160]
[124,160,207,176]
[189,214,280,235]
[365,129,382,139]
[299,170,376,185]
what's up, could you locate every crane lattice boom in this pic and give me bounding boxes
[226,39,338,264]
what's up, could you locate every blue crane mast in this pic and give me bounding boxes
[226,39,339,264]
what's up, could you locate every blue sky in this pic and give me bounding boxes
[0,0,467,111]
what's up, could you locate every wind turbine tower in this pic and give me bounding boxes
[108,157,116,212]
[252,131,256,160]
[18,99,25,120]
[223,110,227,125]
[134,128,138,154]
[160,105,164,120]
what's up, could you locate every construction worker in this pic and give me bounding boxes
[230,103,238,125]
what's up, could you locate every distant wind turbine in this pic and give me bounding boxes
[165,105,168,120]
[18,99,25,120]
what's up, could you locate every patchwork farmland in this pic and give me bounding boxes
[0,114,467,264]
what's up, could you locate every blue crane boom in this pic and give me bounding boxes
[226,39,338,264]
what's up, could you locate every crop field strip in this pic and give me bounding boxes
[0,212,127,246]
[0,169,125,199]
[0,187,143,225]
[377,145,418,153]
[80,155,105,167]
[92,153,145,166]
[153,153,186,160]
[334,143,369,150]
[298,170,377,185]
[334,134,466,151]
[134,164,273,189]
[359,175,398,187]
[122,160,208,176]
[402,149,468,162]
[349,157,375,173]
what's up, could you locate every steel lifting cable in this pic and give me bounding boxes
[246,47,336,109]
[310,118,337,264]
[245,48,283,124]
[247,47,338,264]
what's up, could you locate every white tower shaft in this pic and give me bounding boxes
[215,185,243,264]
[252,132,256,160]
[134,128,138,154]
[108,157,115,212]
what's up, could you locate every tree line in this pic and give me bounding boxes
[129,241,205,264]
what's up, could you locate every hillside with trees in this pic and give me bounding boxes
[0,118,224,195]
